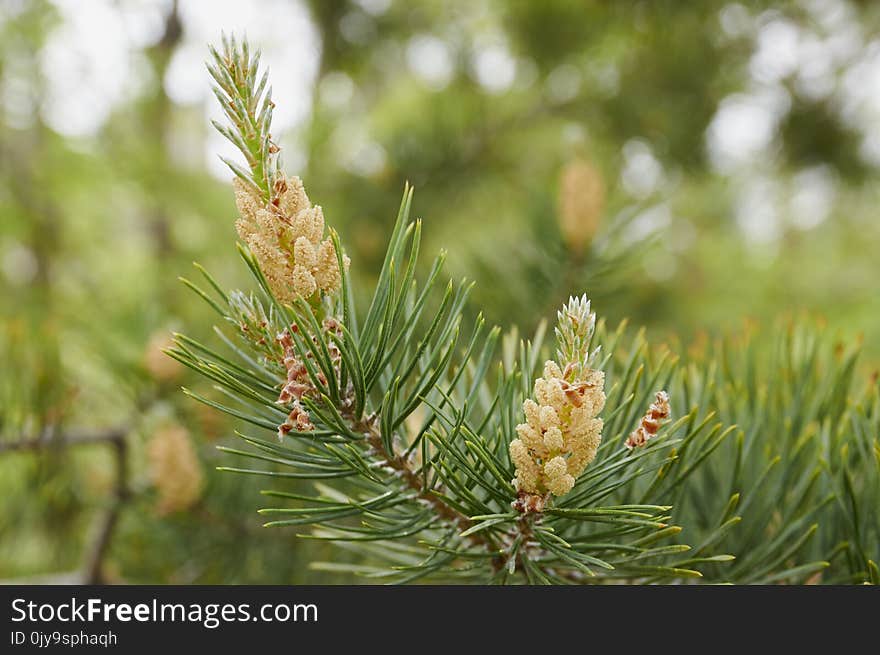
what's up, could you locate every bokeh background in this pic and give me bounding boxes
[1,0,878,583]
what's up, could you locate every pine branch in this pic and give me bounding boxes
[0,427,126,453]
[173,213,718,583]
[174,35,878,585]
[84,431,129,584]
[173,36,719,584]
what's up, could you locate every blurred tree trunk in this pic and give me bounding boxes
[144,0,182,263]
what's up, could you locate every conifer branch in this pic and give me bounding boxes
[0,427,126,453]
[170,35,879,585]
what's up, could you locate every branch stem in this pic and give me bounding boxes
[351,413,506,570]
[0,427,129,584]
[0,428,126,453]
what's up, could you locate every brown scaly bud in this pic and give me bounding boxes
[625,391,671,450]
[278,401,314,439]
[511,490,549,514]
[274,318,346,440]
[276,329,315,437]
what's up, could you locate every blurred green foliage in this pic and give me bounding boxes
[0,0,877,582]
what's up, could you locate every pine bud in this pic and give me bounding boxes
[555,293,600,382]
[625,391,671,449]
[275,318,344,439]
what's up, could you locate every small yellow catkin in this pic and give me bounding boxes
[510,295,605,504]
[147,424,204,515]
[233,176,349,303]
[511,360,605,498]
[558,158,605,254]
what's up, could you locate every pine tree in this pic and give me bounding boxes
[169,36,878,584]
